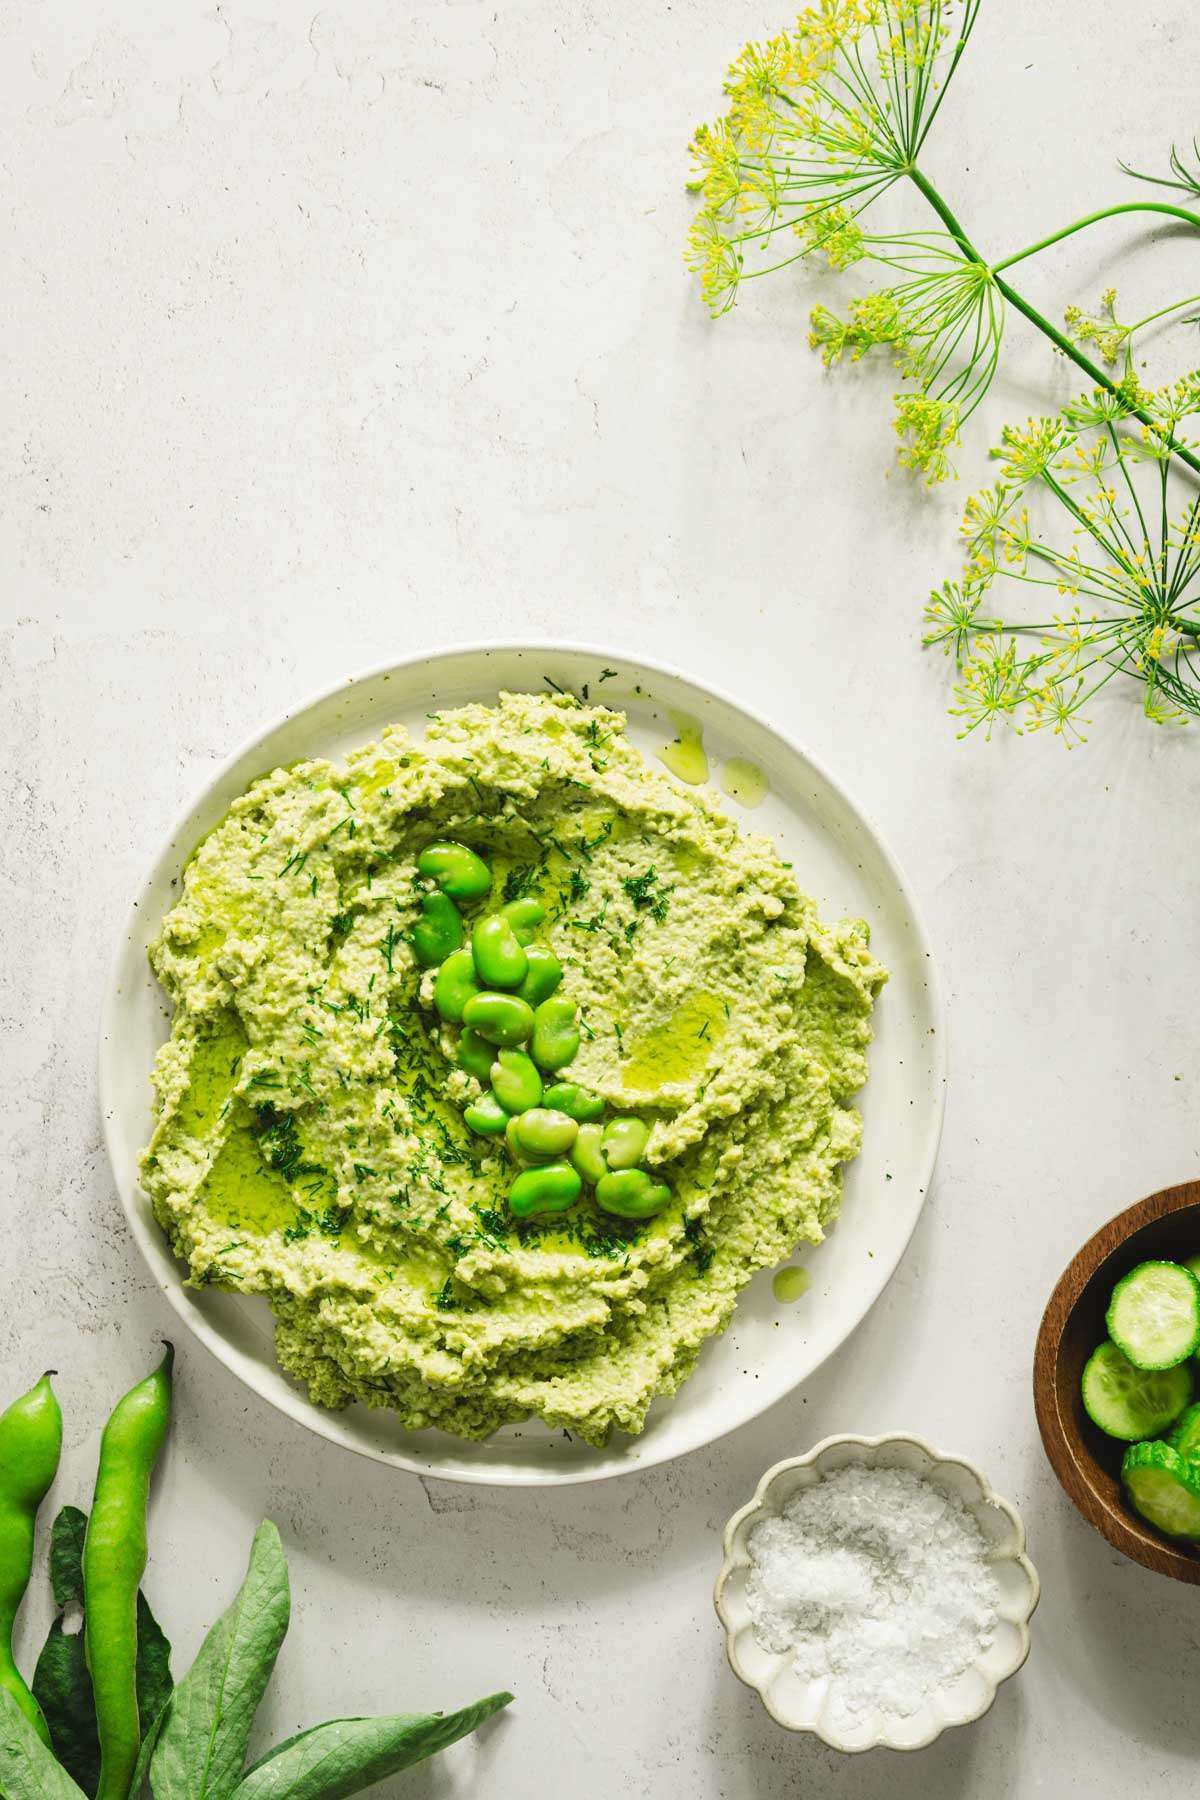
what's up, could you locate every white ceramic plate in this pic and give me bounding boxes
[100,644,945,1486]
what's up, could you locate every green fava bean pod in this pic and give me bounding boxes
[490,1049,543,1114]
[416,840,491,901]
[509,1163,582,1218]
[0,1372,62,1746]
[86,1346,174,1800]
[464,1092,509,1136]
[499,897,545,944]
[517,944,563,1007]
[462,991,535,1048]
[412,891,463,967]
[472,915,528,989]
[531,996,580,1071]
[511,1108,578,1159]
[595,1170,672,1220]
[602,1116,650,1171]
[569,1122,608,1186]
[457,1026,496,1083]
[433,948,481,1023]
[544,1081,605,1122]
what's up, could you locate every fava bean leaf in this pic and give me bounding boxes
[149,1519,290,1800]
[127,1696,170,1799]
[31,1506,174,1800]
[0,1688,87,1800]
[48,1505,88,1606]
[134,1592,173,1740]
[231,1693,514,1800]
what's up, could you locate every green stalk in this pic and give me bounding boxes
[904,169,1200,479]
[993,203,1200,273]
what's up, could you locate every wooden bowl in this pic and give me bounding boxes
[1034,1180,1200,1584]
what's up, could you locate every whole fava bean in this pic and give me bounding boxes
[505,1115,535,1164]
[595,1169,672,1220]
[517,944,563,1007]
[416,841,491,901]
[499,897,545,945]
[505,1114,555,1166]
[457,1027,496,1084]
[462,990,535,1047]
[569,1121,607,1187]
[411,891,463,967]
[490,1049,543,1114]
[512,1108,578,1159]
[508,1162,583,1218]
[464,1092,509,1137]
[602,1116,650,1171]
[544,1081,605,1123]
[472,915,528,989]
[433,948,481,1023]
[531,996,581,1071]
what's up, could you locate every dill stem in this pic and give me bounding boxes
[903,168,1200,480]
[992,203,1200,273]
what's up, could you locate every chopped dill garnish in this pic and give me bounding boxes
[502,862,541,903]
[433,1276,461,1312]
[622,867,671,922]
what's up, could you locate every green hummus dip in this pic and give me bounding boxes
[141,692,886,1446]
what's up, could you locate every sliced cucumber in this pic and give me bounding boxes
[1122,1441,1200,1539]
[1167,1401,1200,1462]
[1107,1260,1200,1370]
[1081,1340,1193,1441]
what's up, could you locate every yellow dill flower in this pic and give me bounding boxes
[1142,682,1189,727]
[686,120,743,213]
[922,579,993,663]
[1025,675,1090,747]
[996,416,1071,482]
[949,636,1032,740]
[796,203,866,269]
[894,393,961,484]
[684,214,742,314]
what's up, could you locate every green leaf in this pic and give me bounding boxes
[231,1693,513,1800]
[128,1697,171,1800]
[149,1520,290,1800]
[48,1506,88,1607]
[30,1622,99,1797]
[0,1688,89,1800]
[135,1592,174,1732]
[31,1507,174,1800]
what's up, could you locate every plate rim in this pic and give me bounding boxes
[99,638,947,1486]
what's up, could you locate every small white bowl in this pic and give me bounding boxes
[715,1433,1039,1753]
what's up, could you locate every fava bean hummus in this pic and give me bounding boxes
[141,692,886,1445]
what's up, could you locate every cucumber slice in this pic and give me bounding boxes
[1107,1260,1200,1369]
[1081,1340,1193,1440]
[1167,1401,1200,1461]
[1122,1441,1200,1539]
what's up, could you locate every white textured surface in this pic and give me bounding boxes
[3,3,1200,1795]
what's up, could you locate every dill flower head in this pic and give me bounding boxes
[685,1,981,313]
[930,375,1200,740]
[894,393,961,483]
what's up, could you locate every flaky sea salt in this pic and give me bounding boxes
[745,1464,999,1722]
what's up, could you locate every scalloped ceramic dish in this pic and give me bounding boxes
[715,1433,1039,1752]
